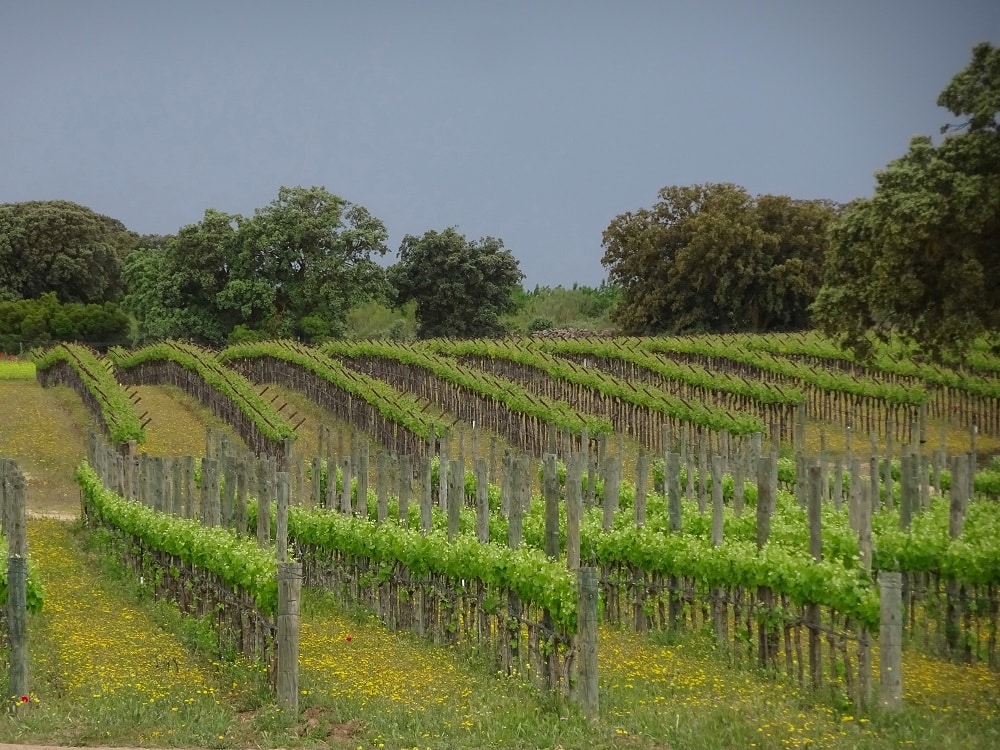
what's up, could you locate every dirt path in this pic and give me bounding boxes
[0,382,87,518]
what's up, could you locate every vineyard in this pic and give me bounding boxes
[2,333,1000,749]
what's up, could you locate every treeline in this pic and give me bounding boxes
[1,44,995,361]
[0,293,130,353]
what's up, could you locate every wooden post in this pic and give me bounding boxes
[879,572,903,711]
[634,448,648,528]
[150,455,165,513]
[438,430,449,512]
[566,453,583,571]
[398,454,412,525]
[447,458,463,541]
[733,446,745,517]
[807,465,823,688]
[667,453,682,534]
[757,456,775,669]
[508,457,525,549]
[356,446,369,519]
[711,455,724,547]
[420,454,433,533]
[543,454,560,559]
[6,468,28,701]
[276,472,289,563]
[235,457,248,535]
[201,457,220,527]
[697,438,708,513]
[222,455,236,527]
[711,454,726,646]
[575,566,599,721]
[883,422,894,508]
[869,456,880,513]
[311,457,323,509]
[474,457,489,544]
[376,451,389,524]
[668,452,682,630]
[257,459,273,548]
[602,456,620,532]
[339,457,353,515]
[946,454,968,652]
[899,454,915,530]
[276,562,302,714]
[848,455,873,710]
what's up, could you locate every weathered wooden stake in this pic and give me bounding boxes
[566,453,583,571]
[447,458,463,540]
[576,566,599,721]
[474,457,489,543]
[543,454,560,559]
[276,471,289,562]
[879,572,903,711]
[276,562,302,714]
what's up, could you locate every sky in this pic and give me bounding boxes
[2,1,997,289]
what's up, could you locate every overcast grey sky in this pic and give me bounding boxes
[2,1,997,288]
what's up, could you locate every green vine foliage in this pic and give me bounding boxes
[268,501,579,631]
[641,336,929,406]
[34,343,145,444]
[321,340,613,436]
[78,462,278,614]
[743,332,1000,400]
[109,341,296,443]
[429,338,766,436]
[219,340,451,442]
[532,337,806,406]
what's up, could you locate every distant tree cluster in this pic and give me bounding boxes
[1,45,994,359]
[0,200,138,304]
[602,183,837,334]
[812,42,1000,361]
[0,293,130,353]
[388,228,524,339]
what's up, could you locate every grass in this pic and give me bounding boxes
[0,360,35,380]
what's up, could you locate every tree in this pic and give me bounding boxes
[601,184,836,334]
[230,186,389,340]
[0,200,135,303]
[812,43,1000,361]
[121,187,389,345]
[388,228,524,339]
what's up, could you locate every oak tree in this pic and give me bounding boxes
[388,228,524,339]
[812,43,1000,361]
[602,184,835,334]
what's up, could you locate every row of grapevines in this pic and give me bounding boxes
[529,336,806,406]
[219,340,451,442]
[34,343,145,444]
[275,502,579,630]
[78,462,278,614]
[273,483,878,629]
[109,341,296,444]
[321,340,613,436]
[743,332,1000,400]
[428,338,766,435]
[642,336,929,406]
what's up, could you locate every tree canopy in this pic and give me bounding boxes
[123,186,389,345]
[601,183,836,334]
[388,228,524,339]
[0,200,136,304]
[812,43,1000,361]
